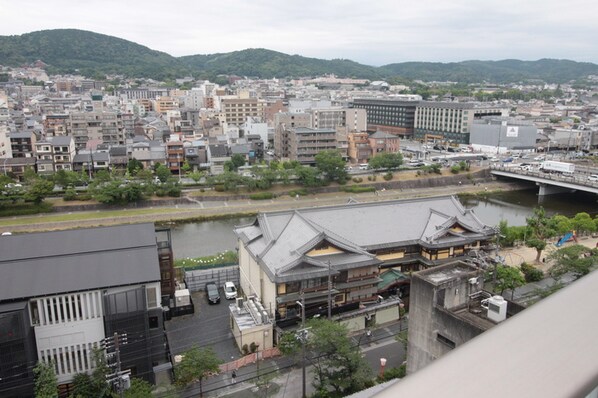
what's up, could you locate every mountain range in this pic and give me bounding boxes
[1,29,598,84]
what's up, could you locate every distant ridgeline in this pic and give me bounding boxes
[1,29,598,82]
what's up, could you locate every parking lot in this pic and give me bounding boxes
[165,290,242,363]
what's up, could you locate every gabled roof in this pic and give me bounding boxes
[0,223,160,301]
[235,196,495,283]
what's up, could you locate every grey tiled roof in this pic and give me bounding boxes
[235,196,495,283]
[0,223,160,301]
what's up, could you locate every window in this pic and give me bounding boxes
[149,316,159,329]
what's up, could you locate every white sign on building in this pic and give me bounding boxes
[506,126,519,137]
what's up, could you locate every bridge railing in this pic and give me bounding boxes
[490,164,598,188]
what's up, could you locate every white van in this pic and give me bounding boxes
[358,163,369,170]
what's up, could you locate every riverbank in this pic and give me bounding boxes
[0,179,528,233]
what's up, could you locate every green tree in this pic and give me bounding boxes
[181,160,192,174]
[494,265,525,299]
[231,154,246,170]
[549,215,574,236]
[155,163,172,183]
[315,150,347,182]
[126,158,144,176]
[174,346,222,397]
[548,245,597,280]
[72,347,111,398]
[571,212,596,235]
[368,152,403,170]
[23,166,38,182]
[280,318,372,396]
[25,178,55,204]
[295,165,322,187]
[525,207,555,262]
[33,360,58,398]
[188,170,205,183]
[123,378,154,398]
[90,180,147,204]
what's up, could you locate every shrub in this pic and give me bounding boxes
[249,342,257,353]
[520,262,544,282]
[288,189,308,197]
[383,172,393,181]
[342,186,376,193]
[242,344,249,355]
[214,184,225,192]
[352,177,363,183]
[63,187,77,201]
[249,192,275,200]
[450,165,460,174]
[0,202,53,217]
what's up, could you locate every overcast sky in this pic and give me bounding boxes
[1,0,597,66]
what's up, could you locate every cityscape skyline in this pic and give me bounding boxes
[0,0,597,66]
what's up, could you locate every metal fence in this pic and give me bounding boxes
[184,265,240,292]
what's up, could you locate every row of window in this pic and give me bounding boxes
[39,342,98,377]
[30,291,103,326]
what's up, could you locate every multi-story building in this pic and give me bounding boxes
[154,97,179,114]
[350,99,418,137]
[369,131,401,155]
[67,111,125,150]
[9,131,36,158]
[0,123,11,159]
[0,224,172,397]
[43,114,69,137]
[407,261,524,374]
[287,127,339,165]
[244,117,269,148]
[274,113,312,159]
[118,88,170,101]
[414,102,508,144]
[311,108,367,132]
[234,196,495,331]
[166,140,184,175]
[221,98,265,127]
[34,136,76,174]
[347,132,372,164]
[470,117,537,153]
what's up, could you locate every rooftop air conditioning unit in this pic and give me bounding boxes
[486,295,507,323]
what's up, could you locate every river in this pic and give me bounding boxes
[170,189,598,259]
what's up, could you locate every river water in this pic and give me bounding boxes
[170,189,598,259]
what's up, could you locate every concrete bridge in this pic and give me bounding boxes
[490,164,598,196]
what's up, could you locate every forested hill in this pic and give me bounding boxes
[379,59,598,83]
[0,29,191,80]
[1,29,597,83]
[178,49,382,80]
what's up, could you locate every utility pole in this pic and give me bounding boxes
[296,294,308,398]
[327,260,332,320]
[103,332,130,397]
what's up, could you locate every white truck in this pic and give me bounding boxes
[540,161,575,174]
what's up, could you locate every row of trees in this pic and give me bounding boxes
[499,208,598,262]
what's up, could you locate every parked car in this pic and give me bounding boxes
[205,282,220,304]
[223,281,237,300]
[587,175,598,182]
